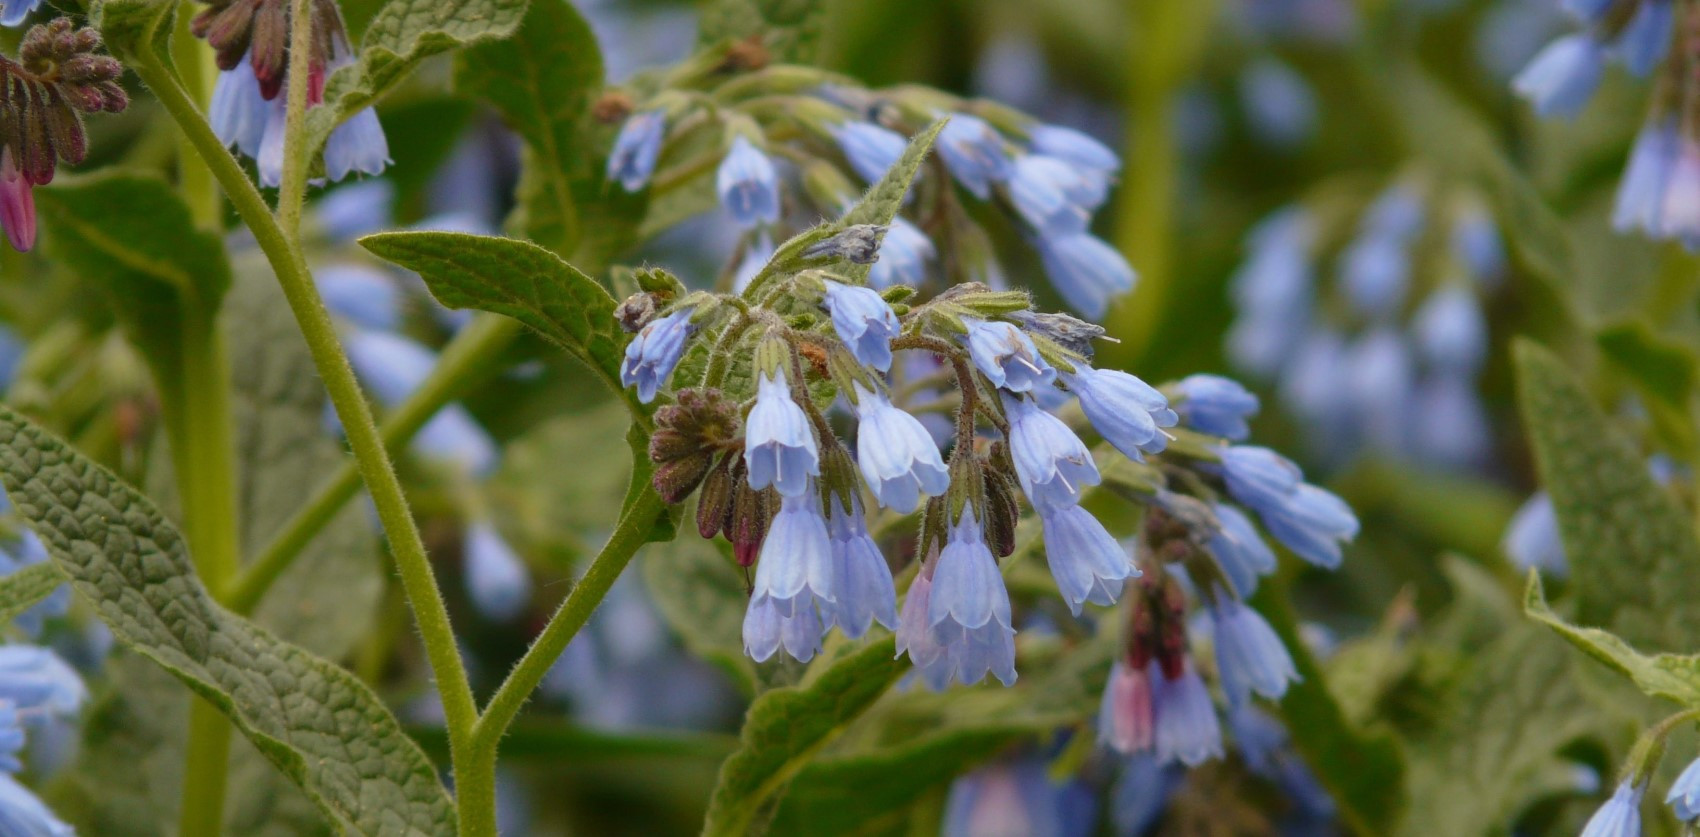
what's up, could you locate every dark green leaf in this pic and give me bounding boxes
[307,0,527,155]
[697,0,826,63]
[359,231,636,413]
[702,638,906,836]
[1514,339,1700,651]
[454,0,604,255]
[0,408,455,835]
[0,562,61,624]
[1525,572,1700,707]
[1596,321,1698,459]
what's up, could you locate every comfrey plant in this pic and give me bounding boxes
[602,57,1135,317]
[1227,173,1503,468]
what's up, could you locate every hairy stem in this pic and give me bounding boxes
[276,0,315,237]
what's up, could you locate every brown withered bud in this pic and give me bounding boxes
[0,18,132,188]
[981,450,1020,559]
[721,36,770,73]
[615,292,658,333]
[1125,576,1159,670]
[696,455,735,540]
[592,91,635,124]
[649,388,740,462]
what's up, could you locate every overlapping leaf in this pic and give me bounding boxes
[1525,573,1700,708]
[0,563,61,624]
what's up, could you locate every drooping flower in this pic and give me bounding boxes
[852,384,949,514]
[834,121,906,184]
[607,110,666,192]
[743,367,820,497]
[1512,33,1605,118]
[926,508,1018,687]
[619,309,695,404]
[316,264,401,331]
[1034,232,1137,320]
[742,596,823,663]
[1668,755,1700,821]
[1206,502,1278,598]
[1003,394,1100,510]
[1614,117,1679,237]
[0,0,41,27]
[1037,502,1135,613]
[1411,284,1488,374]
[1027,124,1119,176]
[867,217,934,289]
[1173,374,1259,441]
[0,703,23,774]
[1617,0,1673,78]
[1061,363,1175,461]
[1007,154,1091,234]
[895,571,954,691]
[0,773,73,837]
[942,758,1069,837]
[1209,595,1300,704]
[1151,660,1223,767]
[824,495,898,639]
[1220,446,1358,568]
[748,488,834,618]
[962,318,1056,393]
[0,646,84,717]
[462,523,531,622]
[1099,660,1154,754]
[716,136,781,229]
[937,113,1012,199]
[1581,781,1643,837]
[822,281,899,372]
[1339,232,1411,318]
[1238,57,1318,148]
[343,330,498,475]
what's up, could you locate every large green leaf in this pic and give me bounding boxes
[1525,573,1700,708]
[454,0,605,256]
[92,0,176,60]
[359,231,637,413]
[702,638,906,836]
[697,0,826,63]
[307,0,527,154]
[1514,340,1700,651]
[0,562,62,624]
[0,409,454,835]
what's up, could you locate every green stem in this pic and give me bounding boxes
[180,701,234,836]
[276,0,314,237]
[131,38,480,818]
[172,2,221,229]
[227,313,524,613]
[459,488,670,834]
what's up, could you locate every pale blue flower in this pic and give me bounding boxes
[1220,446,1358,568]
[0,0,40,26]
[834,121,906,184]
[852,384,949,514]
[962,318,1056,393]
[1667,755,1700,820]
[1228,208,1315,375]
[937,113,1012,199]
[1363,183,1427,240]
[1614,118,1679,236]
[1617,0,1672,76]
[926,508,1018,687]
[1450,203,1505,285]
[1004,394,1100,510]
[1238,57,1317,148]
[343,330,499,475]
[1279,329,1351,437]
[608,110,666,192]
[1007,154,1092,234]
[1062,364,1176,460]
[1207,502,1277,598]
[716,136,781,229]
[1151,660,1223,766]
[732,232,774,294]
[0,647,83,717]
[1174,375,1259,441]
[1412,285,1488,373]
[1581,781,1643,837]
[1035,232,1137,320]
[1412,374,1492,468]
[619,309,695,404]
[943,759,1067,837]
[1503,491,1566,576]
[742,596,823,663]
[1037,502,1135,613]
[316,264,401,331]
[315,180,396,240]
[323,106,391,183]
[1339,233,1410,317]
[1110,754,1180,836]
[0,773,72,836]
[867,217,934,289]
[1660,140,1700,242]
[824,496,897,639]
[823,281,899,371]
[895,573,954,691]
[1561,0,1613,21]
[1513,34,1605,118]
[210,55,270,159]
[1028,124,1120,176]
[1345,327,1416,456]
[743,367,820,497]
[463,523,531,622]
[0,702,23,773]
[749,488,834,618]
[1209,596,1299,704]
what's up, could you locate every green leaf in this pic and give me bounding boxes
[0,408,455,835]
[453,0,605,256]
[92,0,176,60]
[306,0,527,155]
[702,638,906,836]
[640,535,759,694]
[0,562,62,625]
[1596,321,1699,459]
[1514,339,1700,651]
[1525,572,1700,707]
[697,0,826,63]
[358,231,636,412]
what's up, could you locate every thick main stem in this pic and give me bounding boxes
[131,38,480,827]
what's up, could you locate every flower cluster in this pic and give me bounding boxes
[602,61,1135,317]
[0,18,130,252]
[1511,0,1696,246]
[200,0,390,187]
[617,203,1356,710]
[1228,176,1502,468]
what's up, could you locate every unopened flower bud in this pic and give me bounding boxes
[616,292,658,333]
[697,455,735,539]
[802,224,885,264]
[982,451,1020,559]
[650,388,741,464]
[729,472,776,567]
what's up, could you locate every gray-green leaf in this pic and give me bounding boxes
[0,408,455,835]
[1525,572,1700,707]
[0,562,61,625]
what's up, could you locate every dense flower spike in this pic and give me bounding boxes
[852,384,949,513]
[744,367,820,497]
[717,136,781,229]
[963,318,1056,393]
